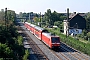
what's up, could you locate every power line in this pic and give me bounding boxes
[5,8,7,31]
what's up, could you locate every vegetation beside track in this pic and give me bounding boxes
[47,28,90,56]
[0,9,29,60]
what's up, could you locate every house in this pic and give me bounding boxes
[64,12,86,35]
[69,12,86,29]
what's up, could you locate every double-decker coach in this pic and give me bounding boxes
[24,22,31,30]
[30,24,36,34]
[24,22,60,49]
[34,26,44,39]
[25,22,36,34]
[34,25,60,48]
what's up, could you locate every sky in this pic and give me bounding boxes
[0,0,90,14]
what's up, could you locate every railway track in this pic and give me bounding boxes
[60,42,90,60]
[17,25,49,60]
[50,42,90,60]
[49,50,71,60]
[18,22,90,60]
[21,26,61,60]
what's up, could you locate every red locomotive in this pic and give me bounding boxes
[24,22,60,49]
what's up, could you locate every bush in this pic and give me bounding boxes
[0,43,14,58]
[48,28,90,56]
[87,32,90,38]
[17,36,23,45]
[23,49,29,60]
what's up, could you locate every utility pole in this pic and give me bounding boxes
[29,13,30,22]
[5,8,7,31]
[40,12,41,27]
[66,8,69,38]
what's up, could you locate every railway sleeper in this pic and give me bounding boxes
[36,55,42,57]
[37,56,46,60]
[37,55,43,58]
[19,27,48,60]
[32,49,38,52]
[37,51,42,53]
[40,58,47,60]
[38,58,46,60]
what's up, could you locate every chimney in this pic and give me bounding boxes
[74,12,76,14]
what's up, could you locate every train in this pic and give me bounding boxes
[24,22,60,49]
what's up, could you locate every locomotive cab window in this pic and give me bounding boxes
[51,37,60,43]
[42,30,49,33]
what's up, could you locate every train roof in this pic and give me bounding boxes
[25,22,36,27]
[35,26,44,31]
[25,22,30,25]
[42,33,59,38]
[30,24,36,27]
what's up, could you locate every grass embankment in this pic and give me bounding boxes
[47,28,90,56]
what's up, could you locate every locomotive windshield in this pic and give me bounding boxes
[51,37,60,43]
[42,30,49,33]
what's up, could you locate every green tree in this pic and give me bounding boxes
[44,9,52,25]
[19,12,23,18]
[7,10,16,21]
[87,32,90,41]
[44,9,66,26]
[51,11,60,25]
[23,49,29,60]
[85,12,90,29]
[0,43,14,58]
[82,29,87,36]
[17,36,23,45]
[60,15,67,21]
[0,9,26,60]
[87,32,90,38]
[22,12,27,17]
[0,9,4,20]
[54,21,63,28]
[33,17,40,23]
